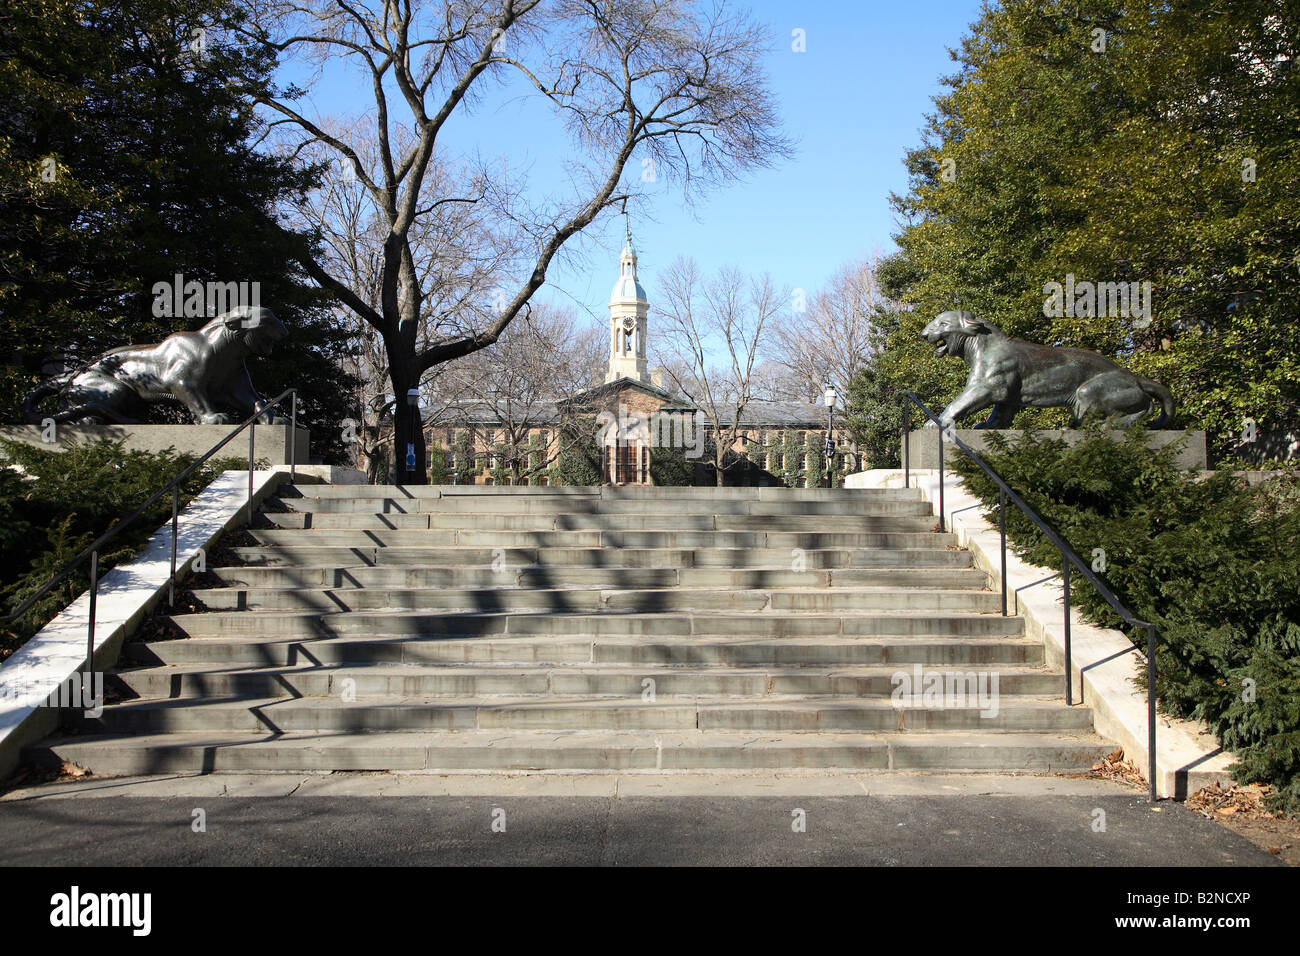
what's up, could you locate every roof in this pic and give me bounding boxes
[566,377,691,408]
[722,400,834,428]
[422,391,841,430]
[423,398,563,426]
[610,274,647,301]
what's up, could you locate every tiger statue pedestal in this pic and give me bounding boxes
[902,427,1207,470]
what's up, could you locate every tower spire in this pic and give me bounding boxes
[606,221,649,383]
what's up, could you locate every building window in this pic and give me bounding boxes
[617,443,637,484]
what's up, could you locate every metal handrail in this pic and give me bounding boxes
[2,389,298,686]
[901,392,1159,802]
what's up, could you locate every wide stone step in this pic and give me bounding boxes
[30,730,1111,774]
[224,546,974,570]
[245,529,955,549]
[161,609,1024,639]
[126,636,1044,667]
[277,485,922,501]
[189,586,1003,614]
[206,565,990,590]
[274,497,935,516]
[113,662,1065,700]
[259,511,937,531]
[78,695,1095,734]
[276,496,935,512]
[24,476,1115,782]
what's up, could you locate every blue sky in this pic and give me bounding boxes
[282,0,985,325]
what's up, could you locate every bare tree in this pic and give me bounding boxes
[430,303,605,482]
[237,0,790,482]
[774,252,894,397]
[654,257,782,485]
[748,359,815,402]
[296,119,518,480]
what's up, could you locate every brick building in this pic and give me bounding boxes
[423,229,854,486]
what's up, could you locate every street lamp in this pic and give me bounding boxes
[824,384,836,488]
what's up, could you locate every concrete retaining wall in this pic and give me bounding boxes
[0,423,310,466]
[903,428,1207,469]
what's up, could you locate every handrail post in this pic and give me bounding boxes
[1146,624,1158,801]
[168,485,179,608]
[902,399,909,489]
[247,422,255,526]
[86,550,98,674]
[289,390,297,484]
[1063,556,1072,706]
[999,487,1007,616]
[937,424,945,533]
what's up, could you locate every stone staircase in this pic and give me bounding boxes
[30,485,1112,776]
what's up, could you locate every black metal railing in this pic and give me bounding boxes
[901,392,1159,802]
[1,389,298,686]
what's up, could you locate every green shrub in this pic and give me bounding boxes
[427,442,448,485]
[780,429,801,488]
[649,444,694,486]
[951,427,1300,811]
[552,418,602,487]
[0,439,246,659]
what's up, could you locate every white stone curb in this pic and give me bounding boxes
[0,468,295,778]
[847,468,1235,799]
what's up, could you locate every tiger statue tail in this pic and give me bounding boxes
[1137,377,1175,428]
[21,374,73,424]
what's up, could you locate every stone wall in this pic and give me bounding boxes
[0,424,310,465]
[903,428,1207,470]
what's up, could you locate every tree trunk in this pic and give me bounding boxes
[391,368,428,485]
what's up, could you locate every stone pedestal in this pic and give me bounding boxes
[0,423,310,465]
[903,428,1207,470]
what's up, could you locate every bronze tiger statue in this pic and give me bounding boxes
[23,307,289,426]
[921,310,1175,430]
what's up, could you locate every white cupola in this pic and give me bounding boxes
[606,223,650,383]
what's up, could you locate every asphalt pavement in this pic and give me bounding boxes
[0,772,1280,866]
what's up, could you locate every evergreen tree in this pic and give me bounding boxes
[879,0,1300,461]
[0,0,357,460]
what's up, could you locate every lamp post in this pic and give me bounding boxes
[824,384,836,488]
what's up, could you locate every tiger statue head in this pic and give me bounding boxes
[921,310,1003,361]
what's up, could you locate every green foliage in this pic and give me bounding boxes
[845,310,906,469]
[0,0,359,461]
[426,442,447,485]
[649,444,695,486]
[802,432,824,488]
[488,443,509,485]
[0,439,245,658]
[879,0,1300,460]
[552,418,602,487]
[780,429,801,488]
[951,428,1300,810]
[449,431,475,485]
